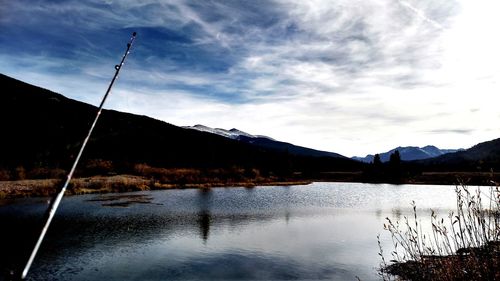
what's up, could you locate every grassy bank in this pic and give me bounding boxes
[2,169,498,199]
[0,174,311,199]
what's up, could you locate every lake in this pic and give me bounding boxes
[0,182,462,280]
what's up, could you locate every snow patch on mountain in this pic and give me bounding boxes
[183,125,275,141]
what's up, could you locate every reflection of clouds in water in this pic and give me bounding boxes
[0,183,462,280]
[138,251,353,280]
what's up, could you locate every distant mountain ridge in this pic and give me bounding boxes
[184,124,346,159]
[183,125,275,141]
[353,146,461,163]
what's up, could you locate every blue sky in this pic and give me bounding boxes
[1,0,499,157]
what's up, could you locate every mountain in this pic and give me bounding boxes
[184,125,346,159]
[353,146,461,163]
[183,125,275,141]
[0,73,360,179]
[417,138,500,171]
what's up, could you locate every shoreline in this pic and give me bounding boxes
[0,175,313,199]
[1,172,497,199]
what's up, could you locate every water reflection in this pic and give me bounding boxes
[285,211,290,224]
[0,183,462,281]
[196,188,212,243]
[392,208,402,220]
[197,211,211,243]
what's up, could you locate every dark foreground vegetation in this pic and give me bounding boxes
[379,180,500,280]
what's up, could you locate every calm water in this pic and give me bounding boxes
[0,182,462,280]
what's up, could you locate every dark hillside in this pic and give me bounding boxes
[0,74,361,179]
[237,135,345,158]
[415,138,500,171]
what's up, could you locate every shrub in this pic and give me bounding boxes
[15,166,26,180]
[0,169,11,181]
[84,159,114,175]
[28,167,66,179]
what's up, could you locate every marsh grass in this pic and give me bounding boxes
[0,167,311,198]
[379,180,500,280]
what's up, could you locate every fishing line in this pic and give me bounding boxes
[20,32,137,280]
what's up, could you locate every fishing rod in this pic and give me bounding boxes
[20,32,137,280]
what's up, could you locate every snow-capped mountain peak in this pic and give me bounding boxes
[183,125,274,140]
[183,124,345,159]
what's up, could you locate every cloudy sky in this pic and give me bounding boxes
[1,0,499,157]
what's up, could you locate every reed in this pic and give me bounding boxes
[379,180,500,280]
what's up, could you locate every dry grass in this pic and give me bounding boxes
[68,175,151,194]
[0,175,150,198]
[379,180,500,280]
[0,173,311,199]
[0,178,60,198]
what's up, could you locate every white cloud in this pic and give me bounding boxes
[2,0,500,157]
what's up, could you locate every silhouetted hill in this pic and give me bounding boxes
[416,138,500,171]
[239,135,346,158]
[184,124,346,158]
[0,73,360,179]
